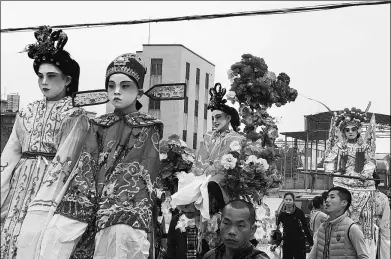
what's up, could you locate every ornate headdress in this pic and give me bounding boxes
[104,53,147,110]
[334,107,368,130]
[105,53,147,90]
[23,25,80,96]
[207,83,240,131]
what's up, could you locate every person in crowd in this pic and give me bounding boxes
[39,53,163,259]
[276,192,313,259]
[309,196,328,238]
[1,26,89,259]
[308,187,369,259]
[203,200,270,259]
[321,191,328,212]
[324,107,377,252]
[372,173,390,259]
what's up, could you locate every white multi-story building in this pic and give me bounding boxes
[106,44,215,150]
[7,93,20,112]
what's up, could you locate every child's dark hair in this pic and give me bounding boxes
[312,196,324,209]
[269,229,283,246]
[328,187,352,212]
[307,200,313,211]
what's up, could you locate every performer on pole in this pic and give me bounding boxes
[39,53,163,259]
[0,26,89,259]
[191,83,245,212]
[324,106,377,257]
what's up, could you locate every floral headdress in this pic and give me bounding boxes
[334,107,368,130]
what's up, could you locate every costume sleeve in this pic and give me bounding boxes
[28,113,90,212]
[378,194,390,239]
[164,215,179,259]
[349,224,370,259]
[324,144,339,172]
[39,214,88,259]
[39,123,100,259]
[0,114,23,209]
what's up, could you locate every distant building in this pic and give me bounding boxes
[1,99,7,112]
[0,112,17,153]
[7,93,20,112]
[106,44,215,150]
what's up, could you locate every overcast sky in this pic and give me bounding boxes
[1,1,390,151]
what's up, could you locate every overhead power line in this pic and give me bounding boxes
[1,0,389,33]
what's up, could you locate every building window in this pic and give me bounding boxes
[196,68,200,85]
[149,99,160,110]
[204,103,208,120]
[205,73,209,89]
[151,59,163,76]
[184,97,188,113]
[193,132,197,150]
[186,62,190,80]
[183,130,187,142]
[195,100,198,117]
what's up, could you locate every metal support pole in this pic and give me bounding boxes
[305,131,309,191]
[315,140,318,190]
[284,135,287,189]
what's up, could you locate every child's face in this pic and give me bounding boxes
[107,73,140,110]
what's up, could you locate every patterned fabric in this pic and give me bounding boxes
[191,130,245,177]
[186,227,198,259]
[373,190,390,259]
[203,242,270,259]
[55,110,163,258]
[0,96,88,259]
[72,90,109,107]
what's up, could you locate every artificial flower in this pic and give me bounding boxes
[221,154,237,169]
[229,140,241,152]
[245,155,259,165]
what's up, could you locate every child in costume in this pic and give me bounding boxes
[324,106,377,257]
[39,53,163,259]
[0,26,89,259]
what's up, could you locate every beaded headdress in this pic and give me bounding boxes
[207,83,227,111]
[105,53,147,90]
[334,107,368,130]
[23,25,68,60]
[23,25,80,96]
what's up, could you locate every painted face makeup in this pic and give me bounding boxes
[212,110,230,132]
[107,73,140,110]
[344,126,358,140]
[38,63,70,101]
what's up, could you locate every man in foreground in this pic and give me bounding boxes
[308,187,369,259]
[203,199,270,259]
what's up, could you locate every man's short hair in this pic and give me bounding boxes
[328,187,352,212]
[307,200,313,211]
[312,196,324,209]
[222,199,256,226]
